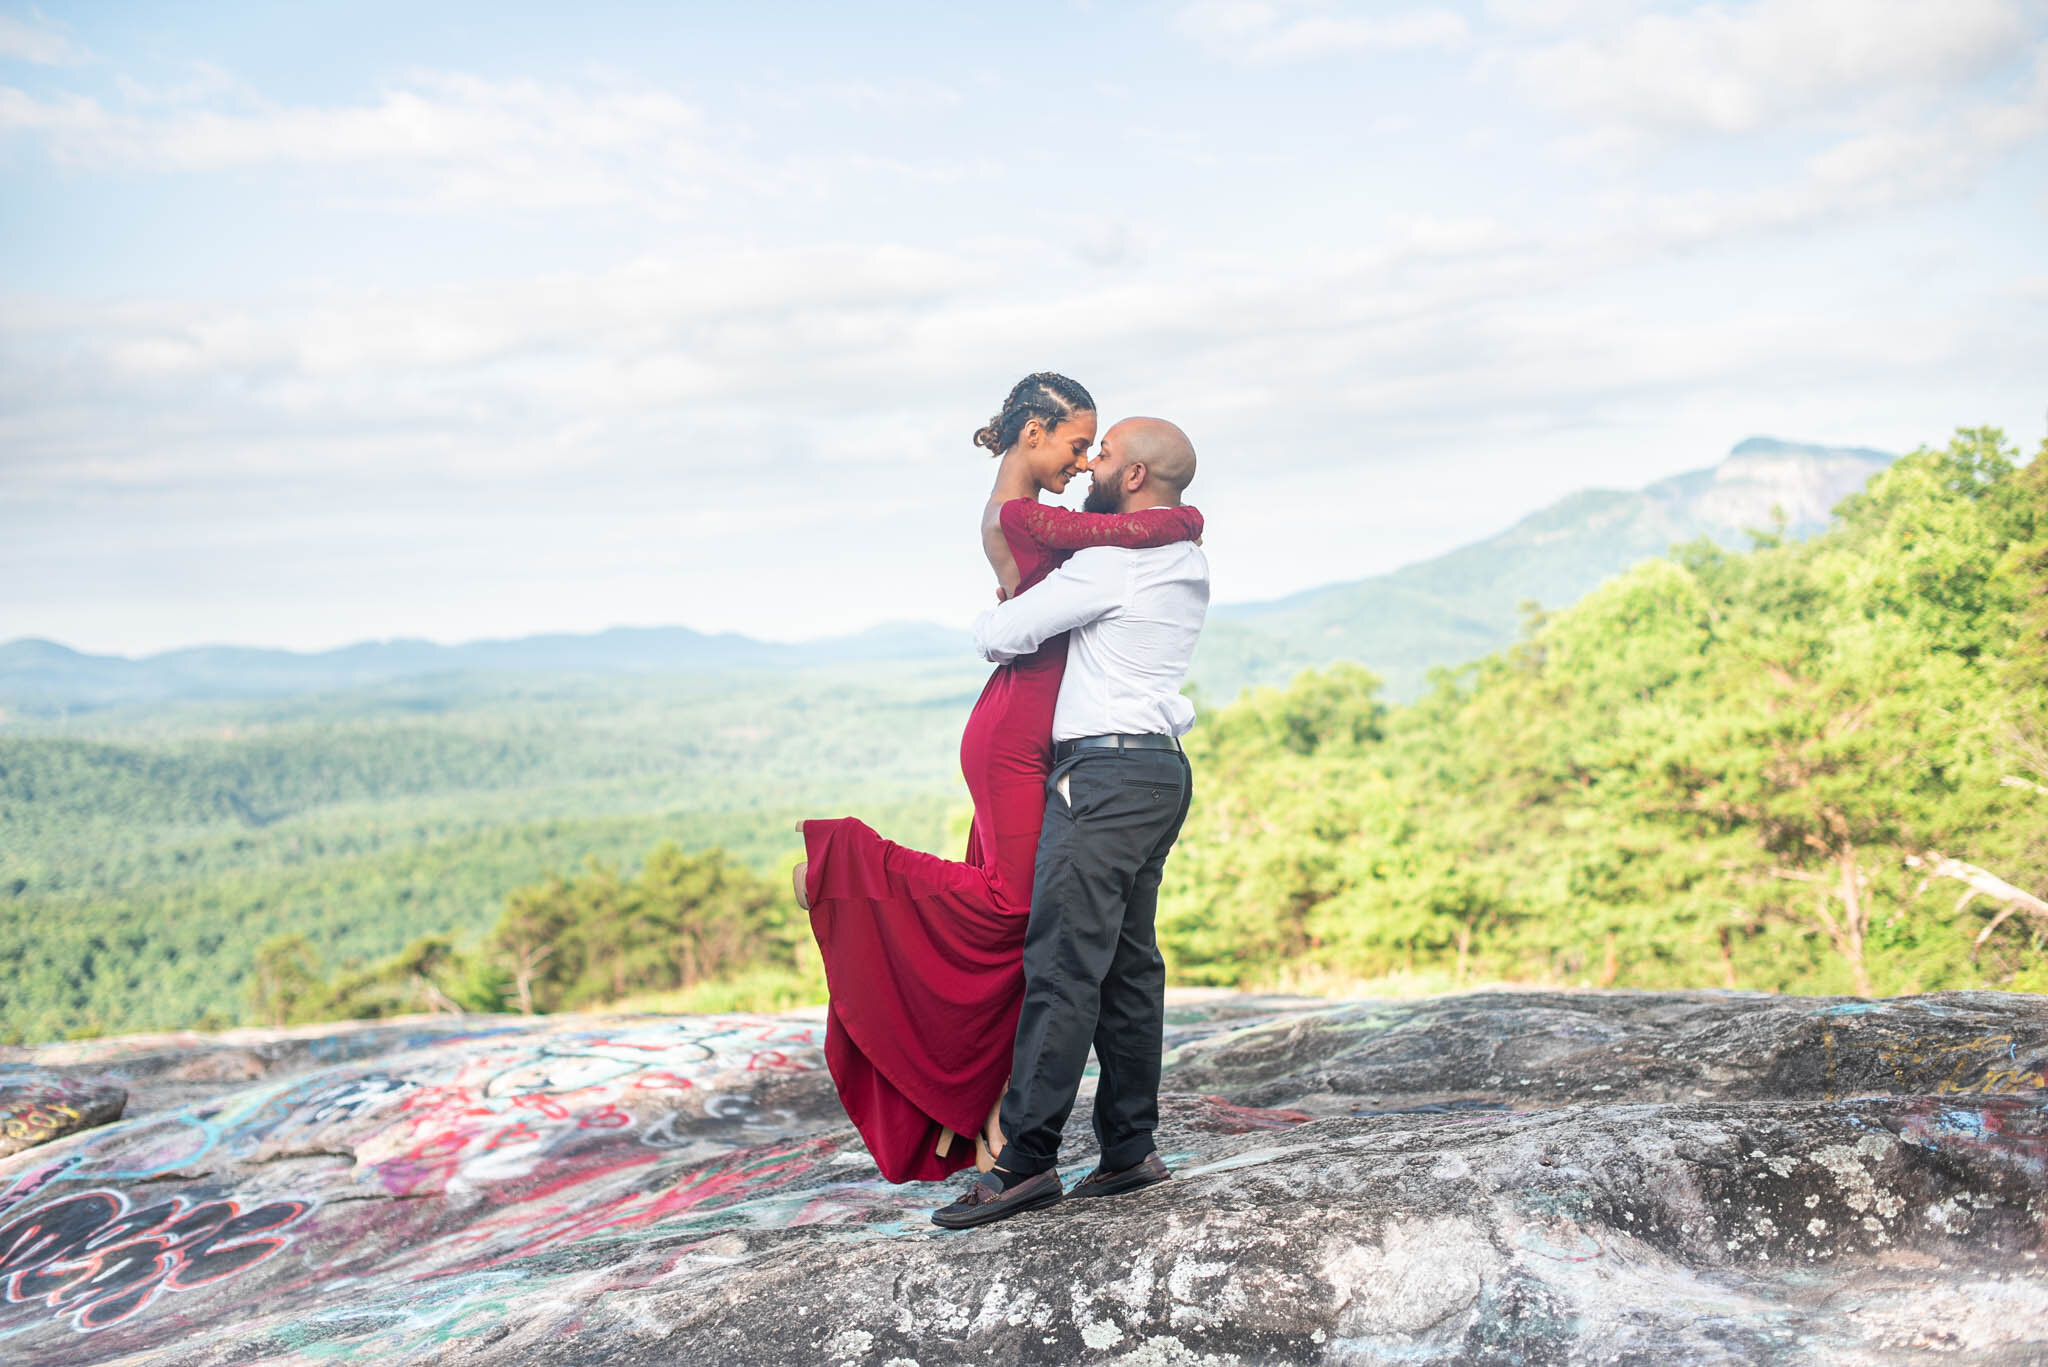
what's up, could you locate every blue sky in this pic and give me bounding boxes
[3,0,2044,654]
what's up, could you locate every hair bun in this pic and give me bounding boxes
[970,372,1096,457]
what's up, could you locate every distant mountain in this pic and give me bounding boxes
[4,437,1896,717]
[1192,437,1896,702]
[0,622,971,714]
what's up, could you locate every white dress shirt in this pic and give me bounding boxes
[972,539,1210,742]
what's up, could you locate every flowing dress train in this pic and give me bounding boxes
[801,498,1205,1182]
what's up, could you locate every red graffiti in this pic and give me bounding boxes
[407,1130,472,1162]
[401,1085,494,1119]
[642,1135,839,1221]
[581,1037,672,1053]
[1187,1096,1314,1134]
[630,1072,695,1092]
[487,1122,543,1150]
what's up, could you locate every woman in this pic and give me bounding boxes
[795,372,1204,1184]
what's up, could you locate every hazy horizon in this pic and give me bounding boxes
[6,429,1908,660]
[5,2,2044,656]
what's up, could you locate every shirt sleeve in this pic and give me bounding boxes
[971,547,1128,663]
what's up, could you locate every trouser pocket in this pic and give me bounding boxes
[1121,777,1184,802]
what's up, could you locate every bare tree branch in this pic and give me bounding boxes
[1971,902,2027,963]
[1906,851,2048,919]
[1906,850,2048,963]
[415,975,466,1016]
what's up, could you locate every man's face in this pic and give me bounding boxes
[1083,430,1134,514]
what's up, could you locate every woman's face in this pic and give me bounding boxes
[1024,410,1098,494]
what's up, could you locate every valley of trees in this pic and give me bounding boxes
[0,669,971,1041]
[3,428,2043,1039]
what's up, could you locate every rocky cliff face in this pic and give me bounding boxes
[2,990,2043,1366]
[1690,437,1893,536]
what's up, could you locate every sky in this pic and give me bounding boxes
[2,0,2044,656]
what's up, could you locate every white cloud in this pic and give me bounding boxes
[3,12,2043,653]
[1483,0,1637,29]
[0,169,1996,505]
[1591,50,2048,245]
[0,11,86,66]
[3,209,2033,650]
[1173,2,1468,64]
[0,217,1561,495]
[818,79,963,112]
[1505,0,2027,149]
[0,71,760,212]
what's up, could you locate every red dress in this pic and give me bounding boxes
[802,498,1206,1182]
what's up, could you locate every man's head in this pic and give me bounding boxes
[1081,417,1198,515]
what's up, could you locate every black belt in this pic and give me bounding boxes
[1053,733,1183,762]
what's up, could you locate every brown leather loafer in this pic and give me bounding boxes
[1067,1151,1171,1199]
[930,1168,1064,1229]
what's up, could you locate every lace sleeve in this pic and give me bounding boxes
[999,500,1204,552]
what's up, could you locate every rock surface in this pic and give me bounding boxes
[0,989,2043,1366]
[0,1074,125,1159]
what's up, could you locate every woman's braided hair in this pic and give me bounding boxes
[971,372,1096,456]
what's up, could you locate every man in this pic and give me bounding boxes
[933,416,1210,1229]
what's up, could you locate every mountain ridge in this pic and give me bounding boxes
[3,437,1894,713]
[1192,435,1894,700]
[0,621,973,712]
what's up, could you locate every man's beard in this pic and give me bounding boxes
[1083,476,1122,515]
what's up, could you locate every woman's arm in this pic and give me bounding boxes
[999,500,1204,551]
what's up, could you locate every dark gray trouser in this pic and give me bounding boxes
[999,744,1193,1177]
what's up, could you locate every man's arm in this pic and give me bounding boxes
[972,548,1127,663]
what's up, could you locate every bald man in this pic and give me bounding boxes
[935,418,1211,1229]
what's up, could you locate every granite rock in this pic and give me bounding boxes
[0,990,2042,1366]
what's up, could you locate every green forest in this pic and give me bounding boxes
[1162,429,2048,997]
[3,428,2043,1040]
[0,665,975,1040]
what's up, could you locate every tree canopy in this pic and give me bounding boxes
[1158,429,2047,998]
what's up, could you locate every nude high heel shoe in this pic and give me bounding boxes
[974,1090,1007,1173]
[937,1090,1009,1169]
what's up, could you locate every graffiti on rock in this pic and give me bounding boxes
[0,1015,856,1355]
[0,1076,126,1159]
[3,1101,82,1149]
[1,994,2037,1366]
[1177,1095,1313,1134]
[0,1017,832,1206]
[0,1189,308,1334]
[346,1020,830,1197]
[1877,1033,2048,1096]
